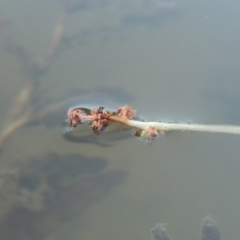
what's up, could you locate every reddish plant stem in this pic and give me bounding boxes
[107,116,129,125]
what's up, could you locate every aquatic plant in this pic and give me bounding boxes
[150,215,220,240]
[201,216,220,240]
[67,105,240,143]
[150,222,170,240]
[0,152,127,240]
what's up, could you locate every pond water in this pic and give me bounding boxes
[0,0,240,240]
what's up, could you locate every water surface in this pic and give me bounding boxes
[0,0,240,240]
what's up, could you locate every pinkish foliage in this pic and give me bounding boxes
[140,125,159,142]
[67,105,159,142]
[90,107,111,132]
[117,105,136,119]
[67,108,93,128]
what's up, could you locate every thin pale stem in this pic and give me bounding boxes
[5,79,34,124]
[108,116,128,125]
[45,8,68,62]
[126,120,240,135]
[107,116,240,135]
[0,115,30,150]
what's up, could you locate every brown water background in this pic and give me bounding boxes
[0,0,240,240]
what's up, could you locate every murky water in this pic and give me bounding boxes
[0,0,240,239]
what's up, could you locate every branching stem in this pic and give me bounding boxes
[68,105,240,143]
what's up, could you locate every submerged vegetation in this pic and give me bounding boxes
[150,216,220,240]
[0,153,127,239]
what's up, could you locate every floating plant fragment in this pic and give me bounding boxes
[66,104,240,145]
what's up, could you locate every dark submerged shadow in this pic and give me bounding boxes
[0,153,127,240]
